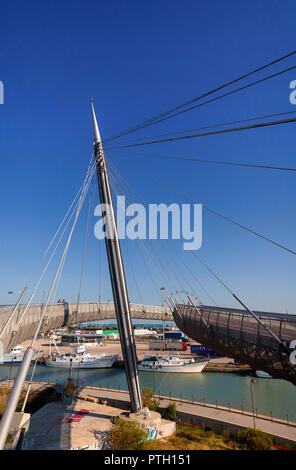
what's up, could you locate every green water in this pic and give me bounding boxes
[1,365,295,422]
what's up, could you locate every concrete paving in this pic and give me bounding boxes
[24,398,175,450]
[77,386,296,444]
[25,399,122,450]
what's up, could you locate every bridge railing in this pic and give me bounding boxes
[178,304,296,342]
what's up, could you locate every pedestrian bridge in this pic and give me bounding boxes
[2,300,296,386]
[0,302,173,352]
[173,304,296,386]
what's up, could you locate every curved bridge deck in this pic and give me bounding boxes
[0,302,172,352]
[173,304,296,385]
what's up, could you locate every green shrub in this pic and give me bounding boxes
[237,428,273,450]
[141,385,160,411]
[106,417,148,450]
[162,402,177,422]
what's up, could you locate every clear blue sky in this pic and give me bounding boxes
[1,0,296,313]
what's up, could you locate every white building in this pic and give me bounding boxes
[133,328,157,336]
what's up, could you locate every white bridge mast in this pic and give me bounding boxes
[91,100,142,412]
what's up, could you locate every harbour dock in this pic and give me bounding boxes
[21,338,252,373]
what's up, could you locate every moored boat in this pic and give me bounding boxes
[138,354,208,373]
[0,345,36,365]
[255,370,273,378]
[45,344,118,369]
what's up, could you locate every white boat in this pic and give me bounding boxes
[138,354,208,373]
[0,345,36,365]
[255,370,273,378]
[45,345,118,369]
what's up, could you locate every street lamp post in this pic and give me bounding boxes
[249,374,256,428]
[160,287,165,307]
[8,291,15,305]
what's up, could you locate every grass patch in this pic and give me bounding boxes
[0,385,59,418]
[237,428,273,450]
[0,386,27,417]
[144,424,238,450]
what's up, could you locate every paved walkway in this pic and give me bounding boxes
[78,385,296,444]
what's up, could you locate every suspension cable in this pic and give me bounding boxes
[0,155,96,340]
[104,51,296,143]
[108,159,213,304]
[0,159,95,450]
[108,158,212,306]
[108,149,296,172]
[190,252,289,351]
[27,153,95,286]
[15,189,89,331]
[112,163,296,256]
[108,174,146,310]
[105,115,296,149]
[108,164,168,304]
[75,178,96,312]
[17,160,97,328]
[105,109,296,145]
[19,167,97,414]
[108,162,175,305]
[50,166,96,308]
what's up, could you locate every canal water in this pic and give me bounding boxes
[0,365,295,422]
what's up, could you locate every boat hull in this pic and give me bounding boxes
[45,355,117,369]
[0,360,35,365]
[1,351,37,365]
[255,370,273,378]
[138,360,208,373]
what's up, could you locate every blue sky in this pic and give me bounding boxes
[0,0,296,313]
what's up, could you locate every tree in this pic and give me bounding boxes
[141,385,160,411]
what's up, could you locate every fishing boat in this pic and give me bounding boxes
[138,354,208,373]
[0,345,36,365]
[45,344,118,369]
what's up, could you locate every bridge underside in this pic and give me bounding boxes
[173,304,296,386]
[0,302,172,353]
